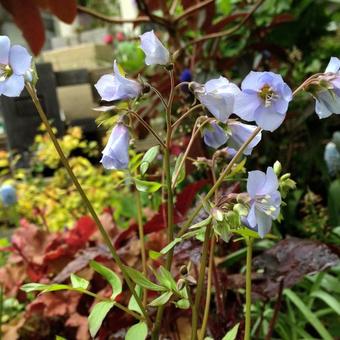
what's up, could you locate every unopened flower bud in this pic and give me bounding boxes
[273,161,282,176]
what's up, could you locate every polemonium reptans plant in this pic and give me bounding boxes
[9,31,338,340]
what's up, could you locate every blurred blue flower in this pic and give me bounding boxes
[234,71,292,131]
[246,167,281,238]
[195,76,240,123]
[95,60,141,101]
[101,124,130,170]
[227,121,262,155]
[315,57,340,119]
[0,184,17,206]
[180,69,192,82]
[324,141,340,176]
[0,36,32,97]
[139,30,170,66]
[203,122,228,149]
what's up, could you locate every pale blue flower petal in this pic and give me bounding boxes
[94,61,141,102]
[203,122,228,149]
[267,190,281,219]
[234,92,260,121]
[258,167,279,195]
[101,124,130,170]
[197,77,240,123]
[241,71,263,90]
[247,170,266,198]
[315,90,340,119]
[228,121,262,155]
[95,74,119,101]
[2,74,25,97]
[140,30,170,66]
[255,209,272,238]
[9,45,32,75]
[204,76,228,93]
[247,203,257,228]
[0,36,10,65]
[113,60,142,99]
[254,106,285,132]
[199,92,234,122]
[325,57,340,73]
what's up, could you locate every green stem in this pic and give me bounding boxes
[67,288,143,321]
[0,284,3,340]
[191,224,212,340]
[171,117,212,189]
[152,69,175,339]
[135,189,148,306]
[244,237,253,340]
[129,110,166,149]
[26,83,151,326]
[178,127,262,237]
[199,236,215,339]
[171,104,203,133]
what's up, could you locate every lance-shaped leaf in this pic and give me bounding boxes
[140,145,159,175]
[125,321,148,340]
[135,178,162,193]
[125,266,166,291]
[88,301,114,338]
[222,323,239,340]
[70,274,89,290]
[90,261,122,300]
[149,291,173,307]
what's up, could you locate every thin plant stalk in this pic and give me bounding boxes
[191,224,212,340]
[148,83,169,110]
[244,237,254,340]
[171,117,211,189]
[129,110,166,149]
[25,83,151,326]
[135,189,148,306]
[0,284,3,340]
[200,235,216,339]
[171,104,203,132]
[152,68,176,339]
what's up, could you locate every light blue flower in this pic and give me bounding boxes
[246,167,281,238]
[234,71,292,131]
[203,122,228,149]
[324,142,340,176]
[95,60,141,102]
[0,184,17,206]
[0,36,32,97]
[101,124,130,170]
[140,30,170,66]
[227,121,262,155]
[315,57,340,119]
[195,76,240,123]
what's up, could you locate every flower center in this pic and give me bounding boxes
[0,64,13,82]
[255,194,277,216]
[258,84,278,107]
